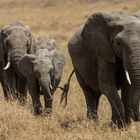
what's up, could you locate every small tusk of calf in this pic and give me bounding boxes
[50,84,53,90]
[125,70,131,85]
[4,62,11,70]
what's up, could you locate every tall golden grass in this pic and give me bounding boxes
[0,0,140,139]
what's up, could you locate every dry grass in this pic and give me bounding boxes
[0,0,140,139]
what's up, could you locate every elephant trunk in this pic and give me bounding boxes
[125,46,140,121]
[4,48,26,73]
[10,49,26,75]
[129,49,140,86]
[40,77,53,113]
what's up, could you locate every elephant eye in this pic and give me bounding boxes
[26,40,31,52]
[50,69,54,77]
[116,41,121,47]
[3,30,12,37]
[27,40,30,47]
[115,38,123,47]
[34,67,41,78]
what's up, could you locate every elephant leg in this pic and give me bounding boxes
[75,69,101,120]
[43,84,53,115]
[16,77,27,105]
[98,58,125,128]
[85,91,101,120]
[3,66,17,100]
[107,89,125,128]
[120,79,131,124]
[7,71,17,100]
[0,66,12,100]
[28,80,42,115]
[44,94,53,115]
[0,62,9,99]
[129,87,140,121]
[1,77,10,100]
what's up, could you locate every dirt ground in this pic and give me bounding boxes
[0,0,140,140]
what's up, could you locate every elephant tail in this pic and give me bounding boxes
[59,69,75,107]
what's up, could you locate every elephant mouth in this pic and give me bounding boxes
[40,88,44,95]
[4,49,25,70]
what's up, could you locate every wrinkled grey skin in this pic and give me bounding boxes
[18,38,65,115]
[68,12,140,128]
[0,21,33,103]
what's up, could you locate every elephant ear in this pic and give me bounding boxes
[1,25,12,41]
[0,30,4,61]
[81,12,116,63]
[18,54,36,81]
[51,50,65,80]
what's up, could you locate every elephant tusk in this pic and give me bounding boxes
[49,84,53,90]
[4,61,11,70]
[125,70,131,85]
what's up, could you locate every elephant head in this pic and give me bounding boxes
[18,48,65,111]
[81,12,140,121]
[1,21,33,74]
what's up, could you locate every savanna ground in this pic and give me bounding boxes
[0,0,140,139]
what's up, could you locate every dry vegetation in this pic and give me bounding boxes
[0,0,140,139]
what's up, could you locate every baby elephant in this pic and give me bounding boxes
[18,38,65,115]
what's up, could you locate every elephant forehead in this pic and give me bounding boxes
[7,32,27,45]
[36,49,49,56]
[36,57,52,66]
[115,16,140,28]
[6,26,26,34]
[10,31,26,38]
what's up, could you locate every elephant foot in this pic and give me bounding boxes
[43,108,52,116]
[112,116,126,129]
[44,99,53,116]
[4,91,15,101]
[34,109,43,115]
[125,116,131,126]
[124,110,132,125]
[34,106,43,115]
[130,110,140,122]
[19,98,27,106]
[87,111,98,121]
[16,92,27,105]
[4,95,10,101]
[107,121,127,130]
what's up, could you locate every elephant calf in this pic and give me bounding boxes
[18,37,65,115]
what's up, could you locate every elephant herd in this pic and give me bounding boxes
[0,11,140,129]
[0,21,65,115]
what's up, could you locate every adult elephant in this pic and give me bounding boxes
[67,12,140,128]
[18,38,65,115]
[0,21,33,103]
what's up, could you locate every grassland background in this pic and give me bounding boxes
[0,0,140,140]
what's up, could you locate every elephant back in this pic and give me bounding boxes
[33,37,58,54]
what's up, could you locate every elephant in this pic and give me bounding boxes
[0,21,33,103]
[66,12,140,128]
[18,37,65,115]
